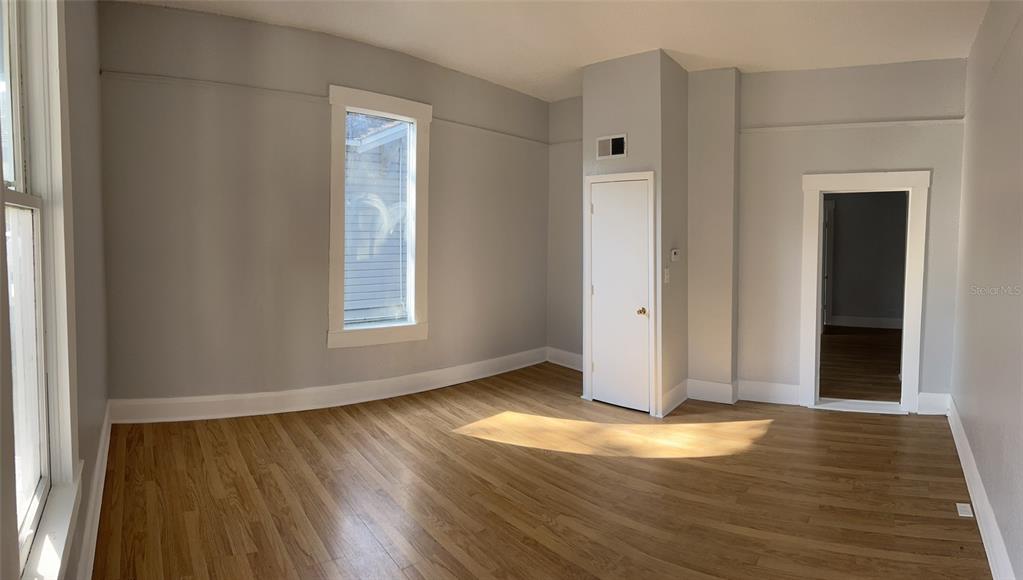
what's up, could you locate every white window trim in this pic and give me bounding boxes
[327,86,431,349]
[0,1,81,578]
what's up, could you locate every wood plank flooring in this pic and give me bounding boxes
[92,363,989,579]
[819,326,903,401]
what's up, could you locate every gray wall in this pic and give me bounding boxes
[687,69,739,386]
[738,59,966,393]
[829,191,907,321]
[582,51,662,178]
[101,3,549,398]
[582,50,689,401]
[658,53,689,394]
[741,59,966,128]
[546,97,582,355]
[952,1,1023,575]
[64,0,108,572]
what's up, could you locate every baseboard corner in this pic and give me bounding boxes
[660,381,688,417]
[916,392,951,415]
[545,347,583,371]
[687,379,737,405]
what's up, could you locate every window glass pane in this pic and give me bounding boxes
[6,205,45,528]
[0,4,16,185]
[344,111,413,326]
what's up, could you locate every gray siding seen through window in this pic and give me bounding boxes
[343,112,413,325]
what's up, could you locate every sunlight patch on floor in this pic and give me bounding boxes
[454,411,772,458]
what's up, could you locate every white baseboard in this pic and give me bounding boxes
[109,347,548,424]
[75,402,112,580]
[687,379,737,404]
[916,392,951,415]
[658,381,688,418]
[814,398,907,415]
[738,380,801,405]
[829,315,903,329]
[948,399,1015,579]
[546,347,582,371]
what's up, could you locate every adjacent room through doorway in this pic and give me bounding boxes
[819,191,909,402]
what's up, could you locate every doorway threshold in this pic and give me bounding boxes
[814,398,907,415]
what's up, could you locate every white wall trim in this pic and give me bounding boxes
[740,116,964,134]
[800,171,930,412]
[657,381,688,418]
[109,348,548,424]
[916,392,951,416]
[75,402,111,580]
[686,379,737,405]
[948,399,1016,579]
[828,315,903,329]
[738,380,801,406]
[545,347,582,371]
[814,398,907,415]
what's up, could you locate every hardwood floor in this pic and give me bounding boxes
[819,325,903,401]
[92,363,989,579]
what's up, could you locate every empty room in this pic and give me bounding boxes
[0,0,1020,579]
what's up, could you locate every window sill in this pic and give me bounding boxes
[22,461,82,580]
[328,321,428,348]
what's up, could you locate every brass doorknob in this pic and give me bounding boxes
[637,307,647,315]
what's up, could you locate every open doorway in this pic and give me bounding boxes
[818,191,908,402]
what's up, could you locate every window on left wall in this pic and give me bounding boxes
[1,1,79,576]
[327,86,432,348]
[1,1,50,571]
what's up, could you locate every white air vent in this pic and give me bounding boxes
[596,134,627,160]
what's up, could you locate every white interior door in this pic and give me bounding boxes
[590,179,651,412]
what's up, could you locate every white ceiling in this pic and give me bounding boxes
[131,0,989,102]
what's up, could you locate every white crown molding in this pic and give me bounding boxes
[741,116,964,134]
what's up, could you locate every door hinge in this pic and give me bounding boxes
[590,202,595,214]
[591,284,595,295]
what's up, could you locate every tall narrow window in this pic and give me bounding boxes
[343,112,414,325]
[1,0,23,189]
[328,87,431,348]
[6,203,47,560]
[1,0,50,569]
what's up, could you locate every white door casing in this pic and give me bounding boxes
[822,198,836,325]
[583,172,658,415]
[799,171,930,413]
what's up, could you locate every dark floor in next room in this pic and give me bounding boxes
[820,325,904,402]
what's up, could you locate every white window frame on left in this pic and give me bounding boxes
[327,86,432,349]
[1,1,82,579]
